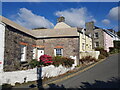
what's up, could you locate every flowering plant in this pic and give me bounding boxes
[39,54,53,66]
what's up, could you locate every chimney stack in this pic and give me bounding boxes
[57,16,65,23]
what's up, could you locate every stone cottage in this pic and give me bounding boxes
[0,16,93,72]
[85,21,118,52]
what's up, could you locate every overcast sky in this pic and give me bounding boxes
[1,2,119,31]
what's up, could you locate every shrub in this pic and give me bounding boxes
[39,55,53,66]
[62,57,74,67]
[95,47,109,57]
[29,59,41,68]
[52,56,63,67]
[109,47,114,52]
[98,54,106,59]
[109,48,120,54]
[52,56,74,67]
[114,41,120,48]
[80,56,97,64]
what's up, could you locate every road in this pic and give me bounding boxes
[46,54,119,88]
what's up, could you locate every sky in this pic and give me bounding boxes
[1,2,119,31]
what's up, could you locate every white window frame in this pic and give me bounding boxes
[54,48,63,56]
[20,45,27,62]
[33,48,36,59]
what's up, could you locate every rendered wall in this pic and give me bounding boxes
[80,51,100,59]
[0,22,5,72]
[0,22,5,87]
[104,32,114,52]
[1,65,75,86]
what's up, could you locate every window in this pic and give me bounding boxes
[33,48,36,59]
[95,42,99,47]
[20,45,27,62]
[94,32,99,38]
[90,45,92,49]
[82,43,85,50]
[54,48,63,56]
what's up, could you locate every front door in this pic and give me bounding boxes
[37,48,44,61]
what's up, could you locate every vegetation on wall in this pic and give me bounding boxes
[39,55,53,66]
[95,47,109,59]
[117,30,120,37]
[109,47,120,54]
[29,59,41,68]
[52,56,74,67]
[113,41,120,48]
[29,55,74,68]
[80,56,97,64]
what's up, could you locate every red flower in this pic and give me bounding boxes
[39,54,53,65]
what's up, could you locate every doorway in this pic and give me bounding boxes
[37,48,44,61]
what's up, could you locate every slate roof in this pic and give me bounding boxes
[0,16,81,38]
[0,16,34,37]
[32,28,79,38]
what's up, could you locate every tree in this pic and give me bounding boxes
[117,30,120,37]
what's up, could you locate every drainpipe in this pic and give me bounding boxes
[78,31,81,65]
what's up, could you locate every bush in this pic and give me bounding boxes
[98,54,106,59]
[95,47,109,57]
[29,59,41,68]
[114,41,120,48]
[52,56,74,67]
[39,55,53,66]
[52,56,62,67]
[109,48,120,54]
[62,57,74,67]
[80,56,97,64]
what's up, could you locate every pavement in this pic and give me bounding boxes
[12,53,119,89]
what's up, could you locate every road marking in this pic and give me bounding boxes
[43,58,106,87]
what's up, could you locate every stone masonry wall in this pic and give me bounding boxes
[36,37,79,61]
[4,25,36,71]
[4,25,79,71]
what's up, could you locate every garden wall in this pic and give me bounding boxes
[0,65,75,86]
[80,51,100,59]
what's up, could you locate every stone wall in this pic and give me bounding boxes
[4,25,36,71]
[36,37,79,61]
[4,25,79,71]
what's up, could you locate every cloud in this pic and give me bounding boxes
[13,8,54,29]
[55,7,96,28]
[108,6,120,21]
[102,19,110,25]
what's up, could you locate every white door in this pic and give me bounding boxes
[37,48,44,61]
[21,45,26,62]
